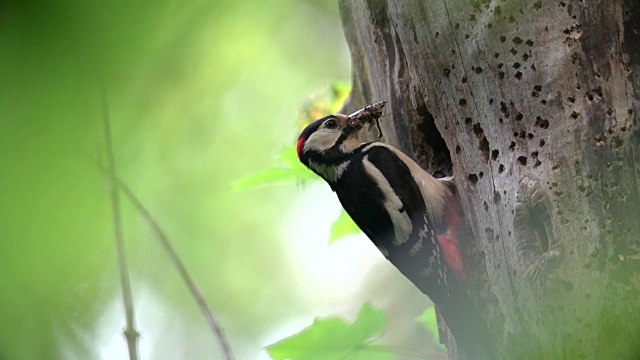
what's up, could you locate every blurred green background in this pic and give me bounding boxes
[0,1,435,359]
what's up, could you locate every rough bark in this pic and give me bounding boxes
[339,0,640,359]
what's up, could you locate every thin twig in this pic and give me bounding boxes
[84,143,236,360]
[100,90,140,359]
[118,184,236,360]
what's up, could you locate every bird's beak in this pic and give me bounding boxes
[344,101,386,132]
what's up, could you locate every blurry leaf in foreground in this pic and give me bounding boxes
[231,145,317,191]
[233,82,350,192]
[267,303,393,360]
[298,82,352,128]
[416,306,443,346]
[328,81,351,114]
[329,209,361,244]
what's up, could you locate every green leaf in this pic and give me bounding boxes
[231,145,318,191]
[329,209,362,244]
[329,82,352,113]
[278,145,303,168]
[416,306,442,345]
[267,303,393,360]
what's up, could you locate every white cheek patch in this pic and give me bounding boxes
[304,129,341,153]
[362,156,412,245]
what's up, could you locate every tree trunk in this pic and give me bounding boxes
[339,0,640,358]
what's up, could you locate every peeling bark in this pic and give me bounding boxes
[340,0,640,358]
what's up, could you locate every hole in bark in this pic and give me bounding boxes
[513,62,521,69]
[498,71,505,79]
[515,112,524,121]
[509,142,516,151]
[491,149,499,161]
[479,171,484,179]
[498,164,505,173]
[493,191,501,204]
[368,0,390,28]
[531,151,541,167]
[526,39,534,46]
[410,91,452,175]
[483,202,489,212]
[539,139,546,147]
[465,117,473,125]
[535,116,550,129]
[459,98,467,106]
[500,35,506,43]
[531,211,548,251]
[472,123,484,138]
[517,156,528,166]
[540,99,547,105]
[513,36,524,45]
[571,111,580,119]
[468,173,479,186]
[513,178,560,288]
[500,101,508,116]
[479,136,490,162]
[586,92,594,102]
[510,47,518,55]
[515,71,523,80]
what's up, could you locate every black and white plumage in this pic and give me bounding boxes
[297,111,491,355]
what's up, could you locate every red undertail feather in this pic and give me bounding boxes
[438,196,468,283]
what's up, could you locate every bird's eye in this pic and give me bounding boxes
[324,119,338,129]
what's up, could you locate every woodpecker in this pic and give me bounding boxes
[297,104,491,355]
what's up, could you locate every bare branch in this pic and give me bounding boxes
[118,183,236,360]
[100,90,140,360]
[85,136,236,360]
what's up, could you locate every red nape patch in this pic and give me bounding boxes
[296,138,306,158]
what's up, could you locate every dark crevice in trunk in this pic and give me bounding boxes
[412,90,453,177]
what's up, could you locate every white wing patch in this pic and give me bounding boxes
[362,143,451,224]
[362,155,412,245]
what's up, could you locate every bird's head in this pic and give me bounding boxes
[297,102,386,168]
[296,113,367,166]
